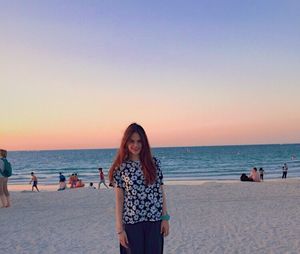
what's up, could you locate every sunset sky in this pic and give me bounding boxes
[1,1,300,151]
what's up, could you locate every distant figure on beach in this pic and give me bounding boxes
[75,179,85,188]
[109,123,169,253]
[29,172,40,192]
[98,168,109,189]
[68,174,74,188]
[249,167,260,182]
[58,172,66,191]
[259,168,265,181]
[58,181,66,191]
[74,173,78,185]
[0,149,11,208]
[282,163,288,179]
[89,182,96,189]
[240,173,250,181]
[68,173,78,188]
[59,172,66,183]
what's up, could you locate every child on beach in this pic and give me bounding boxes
[29,172,39,192]
[259,168,264,181]
[0,149,11,208]
[109,123,170,254]
[75,179,85,188]
[89,182,96,189]
[98,168,109,189]
[57,172,66,191]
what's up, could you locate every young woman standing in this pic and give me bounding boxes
[109,123,170,254]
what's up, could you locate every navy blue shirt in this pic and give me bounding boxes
[59,174,66,182]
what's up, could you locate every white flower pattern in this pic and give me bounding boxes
[113,157,164,224]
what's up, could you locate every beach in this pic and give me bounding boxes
[1,179,300,254]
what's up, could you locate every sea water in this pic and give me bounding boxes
[7,144,300,184]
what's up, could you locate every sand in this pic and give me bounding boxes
[1,179,300,254]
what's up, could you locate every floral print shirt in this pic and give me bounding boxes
[113,157,164,225]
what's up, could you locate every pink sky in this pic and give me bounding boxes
[1,2,300,151]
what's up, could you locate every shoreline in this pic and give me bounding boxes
[7,177,300,191]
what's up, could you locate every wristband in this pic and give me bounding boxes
[161,213,170,221]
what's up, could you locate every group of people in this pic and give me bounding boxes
[68,173,85,188]
[57,167,109,191]
[24,168,111,192]
[87,168,110,189]
[240,167,264,182]
[26,169,110,192]
[1,123,170,253]
[241,163,289,182]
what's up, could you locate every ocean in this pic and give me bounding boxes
[7,144,300,184]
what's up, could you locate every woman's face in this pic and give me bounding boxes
[127,132,142,159]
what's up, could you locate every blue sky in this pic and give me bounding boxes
[1,0,300,150]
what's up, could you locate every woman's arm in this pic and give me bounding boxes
[161,185,168,215]
[160,185,170,237]
[115,187,129,248]
[115,187,124,232]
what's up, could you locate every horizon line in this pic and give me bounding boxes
[8,142,300,153]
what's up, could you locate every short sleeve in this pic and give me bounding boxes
[113,168,124,189]
[154,157,164,185]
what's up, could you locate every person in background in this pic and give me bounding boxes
[240,173,250,181]
[74,173,79,186]
[249,167,260,182]
[58,172,66,191]
[69,173,78,188]
[0,149,11,208]
[109,123,169,254]
[75,178,85,188]
[259,167,265,181]
[98,168,109,189]
[59,172,66,183]
[89,182,96,189]
[29,172,40,192]
[68,174,74,188]
[282,163,288,179]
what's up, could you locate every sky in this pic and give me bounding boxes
[1,0,300,151]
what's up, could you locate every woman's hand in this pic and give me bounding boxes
[161,220,170,237]
[118,230,129,248]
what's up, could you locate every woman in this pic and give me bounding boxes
[109,123,170,254]
[0,149,11,208]
[249,167,260,182]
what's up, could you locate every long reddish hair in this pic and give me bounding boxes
[109,123,156,185]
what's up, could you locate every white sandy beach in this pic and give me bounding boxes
[1,179,300,254]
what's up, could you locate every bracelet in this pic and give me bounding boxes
[117,230,124,234]
[161,213,170,221]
